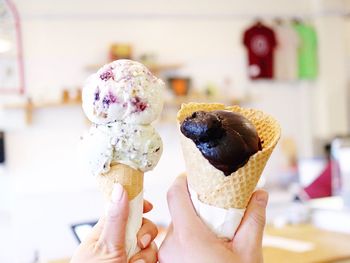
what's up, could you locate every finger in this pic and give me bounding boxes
[167,175,202,233]
[233,190,268,251]
[143,200,153,213]
[130,241,158,263]
[137,218,159,249]
[97,183,129,249]
[90,192,148,243]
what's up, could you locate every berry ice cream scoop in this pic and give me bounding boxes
[82,59,164,125]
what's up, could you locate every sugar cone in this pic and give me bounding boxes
[97,163,143,201]
[178,103,281,209]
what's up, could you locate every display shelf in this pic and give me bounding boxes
[85,63,182,75]
[164,93,251,108]
[4,100,81,110]
[3,93,250,125]
[159,93,252,124]
[148,64,182,73]
[3,100,81,125]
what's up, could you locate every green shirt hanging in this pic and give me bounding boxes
[293,23,318,79]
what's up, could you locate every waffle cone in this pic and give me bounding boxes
[177,103,281,209]
[97,163,143,200]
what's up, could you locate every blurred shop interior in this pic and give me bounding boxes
[1,0,350,262]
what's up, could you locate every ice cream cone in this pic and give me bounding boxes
[81,60,164,259]
[178,103,281,209]
[97,163,144,201]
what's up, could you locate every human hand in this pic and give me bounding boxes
[71,183,158,263]
[158,176,268,263]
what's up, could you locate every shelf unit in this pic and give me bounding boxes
[164,94,247,108]
[159,93,251,124]
[3,99,81,124]
[85,63,182,75]
[3,94,250,125]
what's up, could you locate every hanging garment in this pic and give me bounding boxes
[293,23,318,79]
[274,22,300,81]
[243,21,277,79]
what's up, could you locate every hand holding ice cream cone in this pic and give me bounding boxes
[80,59,164,259]
[71,184,158,263]
[159,176,268,263]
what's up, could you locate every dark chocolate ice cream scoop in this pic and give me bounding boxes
[180,110,262,176]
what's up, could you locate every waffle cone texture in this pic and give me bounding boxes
[97,163,143,201]
[177,103,281,209]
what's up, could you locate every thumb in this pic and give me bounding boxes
[233,190,268,251]
[97,183,129,250]
[167,176,203,234]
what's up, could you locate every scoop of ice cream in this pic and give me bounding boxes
[82,122,162,175]
[82,59,164,125]
[180,110,261,176]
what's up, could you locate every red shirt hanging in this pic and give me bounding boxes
[243,22,277,79]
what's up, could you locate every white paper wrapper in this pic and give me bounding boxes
[125,191,143,260]
[189,186,245,239]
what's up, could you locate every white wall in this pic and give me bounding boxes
[13,0,312,100]
[11,0,349,143]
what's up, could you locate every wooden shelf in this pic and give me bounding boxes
[3,93,250,125]
[148,64,182,73]
[159,93,252,124]
[164,94,251,108]
[4,100,81,110]
[85,63,182,75]
[4,100,81,124]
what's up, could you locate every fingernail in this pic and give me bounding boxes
[111,183,123,202]
[133,259,145,263]
[255,191,268,207]
[140,233,151,248]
